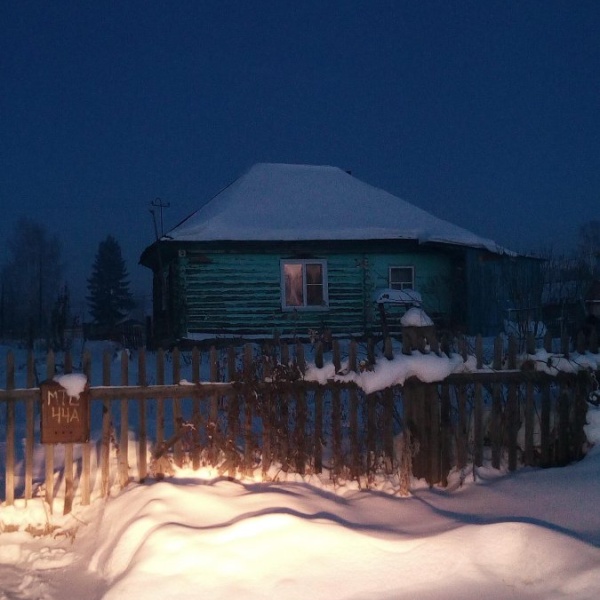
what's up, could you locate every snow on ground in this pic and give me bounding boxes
[2,339,600,599]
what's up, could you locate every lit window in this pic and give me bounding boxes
[281,260,328,309]
[389,266,414,290]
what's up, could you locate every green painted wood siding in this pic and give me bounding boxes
[174,249,454,339]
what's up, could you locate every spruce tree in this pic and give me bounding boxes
[87,236,135,331]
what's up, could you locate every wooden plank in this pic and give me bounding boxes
[557,384,570,466]
[5,352,15,506]
[210,346,220,467]
[101,350,111,497]
[63,443,74,515]
[279,343,290,472]
[64,346,76,514]
[138,348,148,482]
[244,344,254,474]
[45,351,55,511]
[172,347,183,468]
[507,381,519,472]
[491,336,503,470]
[473,336,484,468]
[81,350,92,505]
[155,348,165,478]
[457,384,467,470]
[383,388,394,475]
[294,343,306,475]
[119,351,130,488]
[540,381,551,466]
[348,341,360,478]
[314,343,324,474]
[439,383,451,487]
[260,346,271,476]
[427,384,439,484]
[191,347,201,470]
[25,351,35,500]
[156,348,165,444]
[332,341,342,478]
[524,381,535,466]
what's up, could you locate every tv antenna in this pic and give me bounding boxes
[150,197,170,237]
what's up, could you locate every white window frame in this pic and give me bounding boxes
[280,259,329,310]
[389,266,415,290]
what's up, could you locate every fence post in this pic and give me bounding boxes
[101,350,111,497]
[314,342,324,474]
[172,347,183,468]
[491,335,503,469]
[332,340,342,478]
[207,346,218,467]
[279,343,290,472]
[191,347,202,471]
[5,352,15,506]
[473,335,484,467]
[138,348,148,482]
[119,350,130,488]
[243,344,254,475]
[44,351,55,510]
[295,343,306,475]
[81,350,92,505]
[348,341,361,479]
[25,351,35,501]
[507,336,519,471]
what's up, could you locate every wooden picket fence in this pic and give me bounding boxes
[0,333,596,515]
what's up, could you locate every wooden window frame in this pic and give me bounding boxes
[389,266,415,290]
[280,259,329,311]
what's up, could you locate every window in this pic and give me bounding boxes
[389,266,414,290]
[281,260,328,309]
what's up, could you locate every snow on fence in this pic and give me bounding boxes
[0,332,598,515]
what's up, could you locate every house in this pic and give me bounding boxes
[140,163,521,344]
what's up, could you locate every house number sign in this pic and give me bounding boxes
[40,380,90,444]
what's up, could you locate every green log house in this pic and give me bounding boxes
[140,163,518,344]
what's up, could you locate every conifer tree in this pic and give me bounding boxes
[87,236,135,331]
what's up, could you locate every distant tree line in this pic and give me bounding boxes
[0,217,135,349]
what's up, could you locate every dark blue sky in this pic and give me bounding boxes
[1,1,599,312]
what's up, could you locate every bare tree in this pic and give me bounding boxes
[1,218,64,346]
[577,220,600,278]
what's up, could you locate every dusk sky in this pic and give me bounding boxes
[1,1,599,314]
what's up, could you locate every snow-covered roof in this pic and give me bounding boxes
[164,163,512,255]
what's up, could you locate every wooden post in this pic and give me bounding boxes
[81,350,92,505]
[155,348,165,478]
[507,336,519,471]
[332,340,342,478]
[191,347,201,470]
[209,346,220,467]
[473,335,484,467]
[557,384,570,466]
[524,381,535,466]
[243,344,254,475]
[119,350,130,488]
[138,348,148,482]
[172,347,183,468]
[5,352,15,506]
[348,341,360,479]
[45,351,55,510]
[540,380,551,467]
[491,335,503,470]
[457,384,467,470]
[25,351,35,500]
[440,383,451,486]
[279,343,290,471]
[314,342,324,474]
[261,345,272,477]
[101,350,111,497]
[295,343,306,475]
